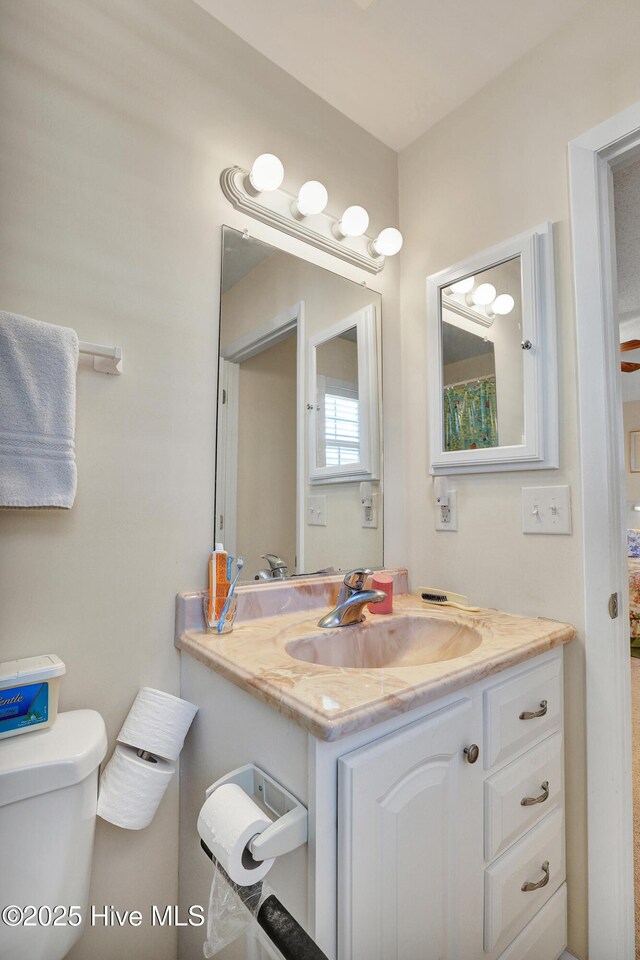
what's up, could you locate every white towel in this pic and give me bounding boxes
[0,311,79,508]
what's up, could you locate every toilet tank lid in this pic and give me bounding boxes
[0,710,108,808]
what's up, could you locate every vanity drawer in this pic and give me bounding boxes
[484,731,563,860]
[496,882,567,960]
[484,808,565,954]
[484,656,562,769]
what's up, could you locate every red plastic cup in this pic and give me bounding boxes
[368,573,394,614]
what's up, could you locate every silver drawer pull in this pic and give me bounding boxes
[519,699,547,720]
[521,780,549,806]
[521,861,550,892]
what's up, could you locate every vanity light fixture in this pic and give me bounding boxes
[291,180,328,219]
[486,293,515,318]
[369,227,403,258]
[449,276,475,295]
[220,157,401,273]
[441,292,494,328]
[333,205,370,239]
[468,283,497,307]
[246,153,284,194]
[447,278,515,323]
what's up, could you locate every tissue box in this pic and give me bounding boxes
[0,655,65,740]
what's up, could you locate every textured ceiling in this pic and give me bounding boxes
[194,0,590,150]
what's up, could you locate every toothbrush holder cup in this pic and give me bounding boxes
[203,592,238,634]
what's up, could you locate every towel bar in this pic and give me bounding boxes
[78,340,123,375]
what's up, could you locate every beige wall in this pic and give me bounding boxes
[0,2,399,959]
[398,1,640,955]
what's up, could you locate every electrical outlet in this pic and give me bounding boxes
[307,496,327,526]
[361,493,378,528]
[435,490,458,531]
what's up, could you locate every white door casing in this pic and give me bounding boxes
[569,101,640,959]
[217,301,306,572]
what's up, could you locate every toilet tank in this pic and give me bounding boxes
[0,709,107,960]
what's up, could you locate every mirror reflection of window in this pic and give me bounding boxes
[315,328,360,468]
[440,256,524,453]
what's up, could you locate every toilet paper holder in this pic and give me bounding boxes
[203,764,307,862]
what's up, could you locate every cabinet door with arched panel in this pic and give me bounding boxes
[337,697,484,960]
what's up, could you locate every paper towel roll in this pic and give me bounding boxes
[197,783,275,885]
[117,687,198,762]
[97,744,175,829]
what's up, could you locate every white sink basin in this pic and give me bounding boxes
[285,614,482,669]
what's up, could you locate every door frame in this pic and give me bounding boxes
[569,101,640,957]
[217,300,306,571]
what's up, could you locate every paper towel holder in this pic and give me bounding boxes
[203,764,307,862]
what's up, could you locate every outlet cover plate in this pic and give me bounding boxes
[435,490,458,531]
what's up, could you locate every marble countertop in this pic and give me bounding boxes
[176,575,575,742]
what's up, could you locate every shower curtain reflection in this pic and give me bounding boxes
[443,376,498,451]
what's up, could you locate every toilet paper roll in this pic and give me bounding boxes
[97,744,175,830]
[117,687,198,762]
[197,783,275,886]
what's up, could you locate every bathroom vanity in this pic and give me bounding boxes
[176,570,574,960]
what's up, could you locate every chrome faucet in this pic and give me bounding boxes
[317,569,386,628]
[256,554,289,580]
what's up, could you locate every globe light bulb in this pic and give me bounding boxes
[472,283,497,306]
[292,180,328,218]
[248,154,284,193]
[371,227,403,257]
[490,293,515,316]
[449,276,475,295]
[336,205,369,238]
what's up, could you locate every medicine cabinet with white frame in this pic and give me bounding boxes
[307,305,380,484]
[426,222,558,474]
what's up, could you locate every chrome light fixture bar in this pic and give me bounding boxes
[220,162,402,275]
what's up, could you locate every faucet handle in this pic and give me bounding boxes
[261,554,287,571]
[343,569,373,592]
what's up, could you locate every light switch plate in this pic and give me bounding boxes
[361,493,378,528]
[307,496,327,526]
[521,486,571,534]
[435,490,458,531]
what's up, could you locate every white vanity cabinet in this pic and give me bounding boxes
[331,649,567,960]
[178,592,573,960]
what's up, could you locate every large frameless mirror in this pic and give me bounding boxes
[216,227,383,581]
[427,223,558,474]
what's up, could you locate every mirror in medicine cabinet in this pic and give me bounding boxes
[308,306,379,483]
[216,226,383,582]
[426,222,558,474]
